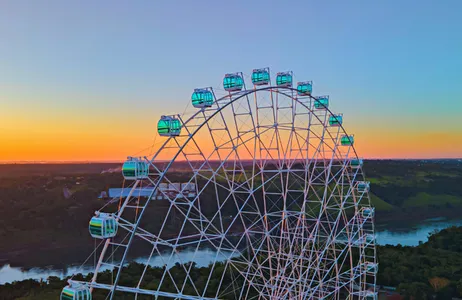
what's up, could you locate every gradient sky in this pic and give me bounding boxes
[0,0,461,162]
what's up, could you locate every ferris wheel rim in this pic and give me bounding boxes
[92,85,372,299]
[149,86,360,165]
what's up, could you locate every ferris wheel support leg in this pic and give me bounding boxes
[89,239,110,293]
[90,180,140,293]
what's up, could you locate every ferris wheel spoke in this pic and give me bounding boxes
[308,260,368,299]
[304,212,369,294]
[121,214,209,296]
[71,76,376,299]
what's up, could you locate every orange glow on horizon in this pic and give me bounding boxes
[1,128,461,162]
[1,93,460,162]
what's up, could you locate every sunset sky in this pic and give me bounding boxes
[1,0,461,162]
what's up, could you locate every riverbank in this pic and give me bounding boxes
[1,216,461,285]
[2,226,461,299]
[2,211,461,271]
[375,205,462,227]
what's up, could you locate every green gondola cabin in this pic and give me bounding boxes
[61,284,91,300]
[364,291,379,300]
[357,181,370,193]
[251,68,270,86]
[340,135,354,146]
[223,73,244,92]
[329,114,343,127]
[122,157,149,180]
[89,213,118,239]
[157,115,181,136]
[314,96,329,109]
[297,81,312,96]
[350,158,363,168]
[362,207,374,218]
[365,233,375,244]
[191,89,214,108]
[276,72,292,87]
[365,291,378,300]
[365,262,378,274]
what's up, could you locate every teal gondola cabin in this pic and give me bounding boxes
[340,135,354,146]
[89,213,118,239]
[223,74,244,92]
[350,158,363,168]
[361,207,375,218]
[191,89,214,108]
[297,81,312,96]
[365,291,378,300]
[357,181,370,193]
[122,157,149,180]
[276,72,292,87]
[365,262,378,274]
[251,68,270,86]
[329,114,343,127]
[61,284,91,300]
[366,234,375,244]
[314,96,329,109]
[158,115,182,136]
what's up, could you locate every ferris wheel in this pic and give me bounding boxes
[62,68,377,300]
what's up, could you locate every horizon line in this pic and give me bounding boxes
[0,157,461,164]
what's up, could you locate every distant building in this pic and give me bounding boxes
[99,183,198,201]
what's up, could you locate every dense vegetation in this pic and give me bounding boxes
[0,167,122,267]
[377,226,462,299]
[1,226,462,299]
[1,160,462,268]
[0,160,461,299]
[365,160,462,211]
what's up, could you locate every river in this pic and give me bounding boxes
[1,217,461,285]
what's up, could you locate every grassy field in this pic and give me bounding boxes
[369,193,394,211]
[403,192,462,208]
[364,159,462,212]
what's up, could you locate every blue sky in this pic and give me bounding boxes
[0,0,461,160]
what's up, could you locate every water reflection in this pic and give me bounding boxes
[375,218,462,246]
[0,248,240,284]
[1,218,461,284]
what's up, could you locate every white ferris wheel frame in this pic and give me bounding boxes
[70,79,377,300]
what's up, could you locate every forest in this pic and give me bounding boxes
[0,160,461,298]
[1,226,461,299]
[1,160,461,267]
